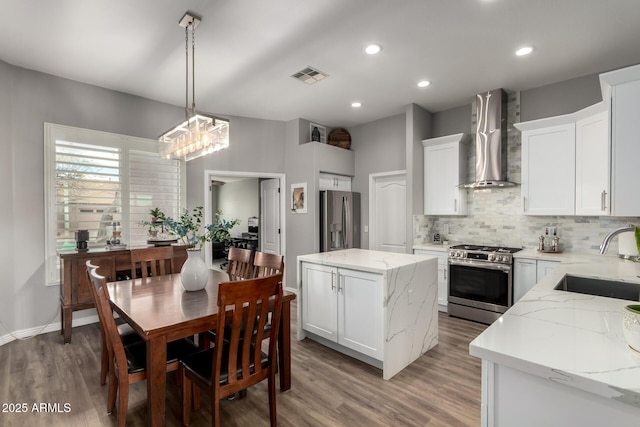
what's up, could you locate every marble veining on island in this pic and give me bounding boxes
[297,249,438,380]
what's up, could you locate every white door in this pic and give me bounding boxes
[371,172,406,253]
[260,179,280,254]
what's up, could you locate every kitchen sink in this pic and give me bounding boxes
[554,275,640,301]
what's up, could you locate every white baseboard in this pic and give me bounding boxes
[0,315,99,347]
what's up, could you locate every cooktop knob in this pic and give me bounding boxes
[488,254,496,261]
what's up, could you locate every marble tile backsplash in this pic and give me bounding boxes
[413,90,640,254]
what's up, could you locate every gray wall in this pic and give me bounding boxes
[217,178,259,236]
[349,113,406,249]
[0,60,14,329]
[2,63,184,334]
[185,115,286,210]
[520,73,602,122]
[432,104,471,138]
[1,62,288,337]
[406,104,432,252]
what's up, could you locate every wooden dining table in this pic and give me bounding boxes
[107,270,296,427]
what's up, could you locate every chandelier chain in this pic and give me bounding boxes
[184,24,189,121]
[192,22,196,112]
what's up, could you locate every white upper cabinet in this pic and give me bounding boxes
[575,109,610,215]
[600,65,640,217]
[422,133,468,216]
[519,121,576,216]
[516,102,609,217]
[319,172,352,191]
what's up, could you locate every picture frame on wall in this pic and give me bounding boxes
[291,182,307,214]
[309,123,326,144]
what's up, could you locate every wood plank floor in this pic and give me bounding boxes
[0,303,487,426]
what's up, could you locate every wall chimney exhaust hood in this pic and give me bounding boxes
[464,89,517,188]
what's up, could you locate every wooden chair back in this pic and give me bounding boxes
[226,246,254,280]
[130,246,174,279]
[252,252,284,278]
[215,274,283,422]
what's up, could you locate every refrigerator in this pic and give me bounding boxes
[320,190,361,252]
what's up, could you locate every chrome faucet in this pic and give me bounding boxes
[599,225,635,254]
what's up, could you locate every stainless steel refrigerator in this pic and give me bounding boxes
[320,190,361,252]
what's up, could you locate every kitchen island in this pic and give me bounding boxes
[297,249,438,380]
[470,254,640,426]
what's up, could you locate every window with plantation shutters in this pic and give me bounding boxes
[44,123,184,285]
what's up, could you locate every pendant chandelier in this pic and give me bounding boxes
[159,12,229,161]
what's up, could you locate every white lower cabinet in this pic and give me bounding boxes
[514,258,559,303]
[301,262,383,360]
[414,249,448,310]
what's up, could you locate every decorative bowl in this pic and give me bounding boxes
[622,304,640,353]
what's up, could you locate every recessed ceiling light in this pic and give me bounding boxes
[351,102,362,108]
[365,44,382,55]
[418,80,431,88]
[515,46,534,56]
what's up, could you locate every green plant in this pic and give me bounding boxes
[150,207,166,221]
[141,207,166,231]
[163,207,239,249]
[209,210,240,243]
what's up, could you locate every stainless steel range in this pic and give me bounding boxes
[447,244,522,324]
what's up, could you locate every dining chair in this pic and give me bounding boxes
[226,246,254,280]
[85,260,141,386]
[204,246,255,347]
[180,274,284,427]
[252,252,284,278]
[130,246,174,279]
[91,269,199,427]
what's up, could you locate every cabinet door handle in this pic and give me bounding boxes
[444,269,447,280]
[337,274,343,293]
[523,197,527,212]
[331,272,336,291]
[454,199,457,212]
[601,190,607,211]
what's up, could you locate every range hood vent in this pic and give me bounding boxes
[464,89,517,188]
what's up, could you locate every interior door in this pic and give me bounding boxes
[260,178,281,254]
[371,173,406,253]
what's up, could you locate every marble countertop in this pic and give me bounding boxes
[470,255,640,407]
[412,243,450,252]
[298,248,434,274]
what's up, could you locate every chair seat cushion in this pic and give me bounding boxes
[117,323,143,346]
[122,338,199,375]
[180,345,268,387]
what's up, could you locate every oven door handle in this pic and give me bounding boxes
[448,259,511,272]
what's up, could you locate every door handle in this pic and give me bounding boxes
[454,198,457,212]
[331,271,336,291]
[523,196,527,212]
[337,274,343,293]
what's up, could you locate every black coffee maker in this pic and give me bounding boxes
[75,229,89,252]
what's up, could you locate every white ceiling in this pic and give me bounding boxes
[2,0,640,128]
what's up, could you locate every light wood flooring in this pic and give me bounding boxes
[0,303,487,426]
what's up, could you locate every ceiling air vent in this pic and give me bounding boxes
[291,66,329,85]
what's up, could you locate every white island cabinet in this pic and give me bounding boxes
[297,249,438,380]
[471,256,640,426]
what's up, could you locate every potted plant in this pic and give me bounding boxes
[210,209,241,259]
[141,207,167,239]
[162,207,239,291]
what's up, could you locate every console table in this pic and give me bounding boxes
[58,245,187,343]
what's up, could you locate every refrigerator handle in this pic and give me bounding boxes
[343,196,350,249]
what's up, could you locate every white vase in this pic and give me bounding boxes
[180,249,209,291]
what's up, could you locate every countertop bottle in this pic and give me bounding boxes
[543,228,550,250]
[538,235,545,251]
[552,229,559,252]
